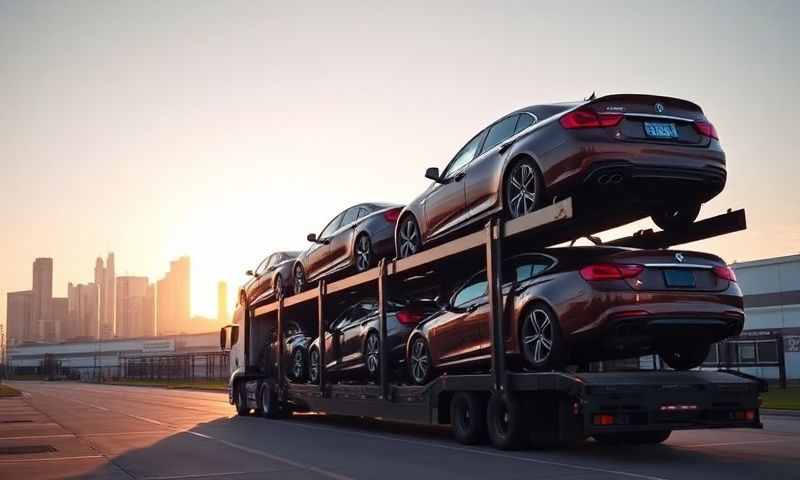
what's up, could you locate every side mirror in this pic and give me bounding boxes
[307,233,317,243]
[245,269,254,276]
[425,167,442,183]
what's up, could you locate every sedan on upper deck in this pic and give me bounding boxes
[293,203,403,293]
[396,94,726,259]
[239,251,299,305]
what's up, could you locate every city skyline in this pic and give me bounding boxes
[2,2,799,334]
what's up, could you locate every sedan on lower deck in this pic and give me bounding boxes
[405,247,744,385]
[293,203,402,294]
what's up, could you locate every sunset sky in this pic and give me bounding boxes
[2,1,799,331]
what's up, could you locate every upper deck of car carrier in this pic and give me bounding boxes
[232,196,762,445]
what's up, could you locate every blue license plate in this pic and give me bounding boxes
[644,122,679,139]
[663,269,695,288]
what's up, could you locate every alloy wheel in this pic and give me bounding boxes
[398,217,421,258]
[506,163,537,218]
[365,334,379,374]
[522,309,553,364]
[292,349,304,379]
[309,349,320,384]
[355,235,372,272]
[410,338,430,384]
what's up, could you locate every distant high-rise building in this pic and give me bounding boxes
[156,256,191,335]
[51,297,68,340]
[144,283,156,337]
[6,290,32,346]
[68,282,99,340]
[116,276,150,338]
[217,281,228,324]
[32,258,53,341]
[94,253,116,338]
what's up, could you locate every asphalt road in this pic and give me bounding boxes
[1,381,799,480]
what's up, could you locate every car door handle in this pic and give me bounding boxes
[453,171,466,182]
[498,140,515,153]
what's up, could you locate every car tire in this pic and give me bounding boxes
[451,392,488,445]
[486,392,529,450]
[308,347,321,385]
[651,203,701,231]
[503,158,544,219]
[234,381,249,416]
[659,344,710,370]
[396,214,423,259]
[408,336,433,385]
[519,303,565,371]
[364,331,380,380]
[354,234,374,272]
[293,264,306,294]
[274,274,285,300]
[594,430,671,445]
[289,348,306,383]
[260,380,282,419]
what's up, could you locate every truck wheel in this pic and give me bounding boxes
[451,392,487,445]
[234,382,250,416]
[487,392,529,450]
[260,381,283,419]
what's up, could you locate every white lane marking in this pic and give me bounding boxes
[183,430,355,480]
[678,439,790,448]
[0,431,172,441]
[281,420,669,480]
[142,470,289,480]
[0,433,75,440]
[0,454,104,464]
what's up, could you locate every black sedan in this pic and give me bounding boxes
[292,203,402,293]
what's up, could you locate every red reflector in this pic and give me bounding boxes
[712,265,737,282]
[593,414,615,426]
[396,309,423,325]
[693,121,719,140]
[383,208,402,223]
[580,264,643,281]
[560,109,623,129]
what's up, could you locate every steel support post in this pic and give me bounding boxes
[486,218,507,393]
[378,259,390,400]
[318,280,327,396]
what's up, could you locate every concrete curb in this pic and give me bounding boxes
[762,409,800,417]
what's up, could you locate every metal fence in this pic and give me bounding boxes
[120,351,229,382]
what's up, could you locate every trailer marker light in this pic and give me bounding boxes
[593,414,615,426]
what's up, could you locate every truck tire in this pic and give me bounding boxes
[486,392,529,450]
[260,381,283,419]
[234,382,250,416]
[451,392,487,445]
[594,430,671,445]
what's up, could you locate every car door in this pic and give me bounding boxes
[250,256,271,299]
[326,206,361,275]
[450,272,490,362]
[466,114,529,218]
[340,300,377,370]
[306,211,345,281]
[324,306,352,372]
[423,131,486,241]
[429,272,488,365]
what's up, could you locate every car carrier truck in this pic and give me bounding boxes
[219,198,765,450]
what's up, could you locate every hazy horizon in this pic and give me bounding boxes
[2,1,799,330]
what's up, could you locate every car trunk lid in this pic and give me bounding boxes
[603,249,730,292]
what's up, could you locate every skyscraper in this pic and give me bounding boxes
[32,258,53,341]
[116,276,150,338]
[51,297,68,340]
[68,282,99,339]
[6,290,32,346]
[217,281,228,324]
[156,256,190,335]
[94,253,116,338]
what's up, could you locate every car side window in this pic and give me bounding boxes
[452,272,488,308]
[320,212,345,239]
[340,207,359,227]
[480,115,519,155]
[330,306,353,331]
[504,256,554,283]
[255,257,270,275]
[442,132,484,179]
[356,207,370,219]
[514,113,536,133]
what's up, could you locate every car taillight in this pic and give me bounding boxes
[693,121,719,140]
[713,265,737,282]
[579,264,644,281]
[383,208,402,224]
[397,309,424,325]
[560,109,623,129]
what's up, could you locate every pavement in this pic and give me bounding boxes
[1,381,799,480]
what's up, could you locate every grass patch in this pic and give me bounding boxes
[761,386,800,410]
[104,379,227,391]
[0,384,22,397]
